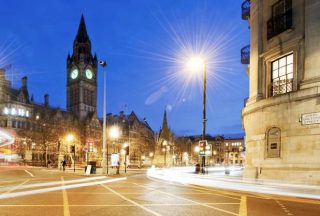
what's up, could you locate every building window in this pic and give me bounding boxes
[267,0,292,39]
[271,53,293,96]
[266,127,281,158]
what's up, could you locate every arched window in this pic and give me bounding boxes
[266,127,281,158]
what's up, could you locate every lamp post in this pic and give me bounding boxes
[187,57,207,174]
[66,134,75,173]
[99,60,108,175]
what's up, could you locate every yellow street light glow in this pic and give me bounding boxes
[149,152,154,157]
[121,149,126,155]
[66,134,74,142]
[122,142,129,148]
[194,146,200,153]
[109,126,120,139]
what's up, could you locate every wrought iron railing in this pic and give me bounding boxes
[270,78,293,96]
[267,9,292,40]
[241,45,250,64]
[241,0,251,20]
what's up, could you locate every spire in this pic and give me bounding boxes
[75,14,90,43]
[162,110,168,130]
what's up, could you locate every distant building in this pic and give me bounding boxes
[0,16,154,168]
[105,111,155,167]
[174,135,245,166]
[241,0,320,183]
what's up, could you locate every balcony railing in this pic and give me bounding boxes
[241,45,250,64]
[270,78,293,96]
[241,0,251,20]
[267,9,292,40]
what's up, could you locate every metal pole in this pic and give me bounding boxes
[125,154,127,173]
[100,61,108,175]
[202,62,207,174]
[73,144,75,173]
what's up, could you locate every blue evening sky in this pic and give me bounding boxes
[0,0,249,136]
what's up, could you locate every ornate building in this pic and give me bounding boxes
[0,16,155,168]
[241,0,320,183]
[154,110,174,166]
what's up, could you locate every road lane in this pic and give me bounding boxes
[0,167,319,216]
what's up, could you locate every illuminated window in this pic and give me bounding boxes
[271,53,293,96]
[3,107,9,115]
[266,127,281,158]
[11,108,16,115]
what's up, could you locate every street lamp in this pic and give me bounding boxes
[186,56,207,174]
[66,134,75,172]
[99,60,108,175]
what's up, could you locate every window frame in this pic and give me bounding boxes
[270,53,294,96]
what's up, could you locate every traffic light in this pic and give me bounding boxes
[125,145,129,155]
[88,142,93,153]
[198,140,207,156]
[70,145,75,153]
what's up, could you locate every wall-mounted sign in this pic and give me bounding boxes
[301,112,320,125]
[111,153,119,167]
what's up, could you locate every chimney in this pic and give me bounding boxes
[44,94,49,107]
[22,76,27,87]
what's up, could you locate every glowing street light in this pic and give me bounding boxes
[109,126,120,139]
[65,133,75,172]
[194,146,200,153]
[186,56,205,74]
[186,55,207,174]
[66,134,74,142]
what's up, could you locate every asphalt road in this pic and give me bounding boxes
[0,166,319,216]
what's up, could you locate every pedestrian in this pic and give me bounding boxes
[62,160,66,172]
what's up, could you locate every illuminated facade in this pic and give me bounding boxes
[241,0,320,183]
[0,16,155,167]
[174,135,245,166]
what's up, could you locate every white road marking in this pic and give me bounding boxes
[24,170,34,177]
[134,183,239,216]
[61,177,70,216]
[100,184,163,216]
[1,179,30,195]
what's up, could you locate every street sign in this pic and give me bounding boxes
[111,153,119,167]
[205,144,212,156]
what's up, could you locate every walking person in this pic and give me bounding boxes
[62,160,66,172]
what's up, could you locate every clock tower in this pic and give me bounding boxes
[67,15,97,119]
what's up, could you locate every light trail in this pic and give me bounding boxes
[0,177,126,200]
[0,176,107,192]
[147,167,320,200]
[0,129,15,148]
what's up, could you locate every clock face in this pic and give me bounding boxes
[86,69,93,79]
[70,69,79,79]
